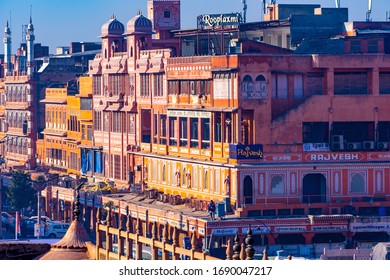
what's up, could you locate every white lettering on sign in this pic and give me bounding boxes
[212,228,238,236]
[351,223,390,232]
[274,227,306,233]
[308,153,361,161]
[311,226,348,232]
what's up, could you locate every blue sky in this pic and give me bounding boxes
[0,0,388,54]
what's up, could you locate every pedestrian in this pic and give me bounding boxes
[208,200,216,221]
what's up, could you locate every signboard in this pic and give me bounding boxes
[212,228,238,236]
[350,223,390,232]
[198,13,242,29]
[305,152,364,162]
[311,225,348,232]
[274,226,306,233]
[263,154,302,163]
[229,144,263,160]
[242,226,270,234]
[167,110,211,119]
[303,143,330,152]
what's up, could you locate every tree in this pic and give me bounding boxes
[6,170,36,212]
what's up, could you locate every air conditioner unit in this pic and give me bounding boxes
[377,141,389,151]
[331,135,344,151]
[346,142,362,151]
[363,141,375,150]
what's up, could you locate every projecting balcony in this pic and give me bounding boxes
[5,101,31,109]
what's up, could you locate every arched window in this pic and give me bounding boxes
[182,166,186,187]
[241,75,253,98]
[162,163,166,182]
[271,175,285,194]
[204,169,209,190]
[351,173,365,193]
[255,75,267,98]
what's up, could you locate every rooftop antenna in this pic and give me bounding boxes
[387,11,390,22]
[242,0,247,23]
[366,0,372,22]
[335,0,340,8]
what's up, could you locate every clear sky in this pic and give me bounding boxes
[0,0,389,54]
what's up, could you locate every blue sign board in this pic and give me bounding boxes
[229,144,263,160]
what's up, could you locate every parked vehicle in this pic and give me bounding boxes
[20,218,38,238]
[1,212,16,230]
[44,221,70,238]
[29,215,52,223]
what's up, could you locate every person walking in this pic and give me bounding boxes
[208,200,216,221]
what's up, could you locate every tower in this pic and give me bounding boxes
[99,15,125,60]
[3,21,12,76]
[26,17,35,77]
[147,0,181,39]
[125,12,153,61]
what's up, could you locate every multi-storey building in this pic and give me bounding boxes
[42,1,390,250]
[2,18,98,169]
[37,77,94,177]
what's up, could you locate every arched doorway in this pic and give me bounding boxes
[243,175,253,204]
[302,173,327,203]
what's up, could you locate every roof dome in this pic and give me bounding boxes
[100,15,125,37]
[126,13,153,35]
[4,21,11,34]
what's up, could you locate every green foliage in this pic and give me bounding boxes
[6,170,36,211]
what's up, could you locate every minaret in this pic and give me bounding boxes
[3,21,12,76]
[26,17,35,77]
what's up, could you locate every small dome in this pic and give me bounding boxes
[126,13,153,35]
[100,16,125,37]
[4,21,11,34]
[27,17,34,31]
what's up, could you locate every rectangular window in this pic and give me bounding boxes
[350,41,361,53]
[271,74,288,99]
[87,125,93,141]
[201,119,210,149]
[112,112,122,133]
[114,155,121,180]
[169,117,177,146]
[214,113,222,142]
[140,74,150,97]
[93,76,101,96]
[293,75,304,98]
[168,81,179,95]
[367,40,378,53]
[179,117,188,147]
[160,115,167,145]
[307,72,323,96]
[180,81,189,95]
[302,122,329,143]
[190,118,199,148]
[103,112,110,132]
[128,113,135,134]
[80,98,92,110]
[82,124,86,140]
[334,72,368,95]
[153,73,164,97]
[164,10,171,18]
[379,73,390,94]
